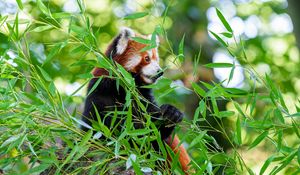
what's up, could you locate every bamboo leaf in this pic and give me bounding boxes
[52,12,71,18]
[124,12,148,20]
[43,42,67,65]
[205,63,233,68]
[287,112,300,117]
[216,8,233,33]
[271,151,297,175]
[215,111,235,118]
[297,146,300,165]
[131,37,152,44]
[37,0,50,16]
[209,30,228,47]
[178,34,185,63]
[234,101,247,118]
[37,66,52,81]
[0,16,8,28]
[192,82,206,97]
[16,0,23,10]
[32,25,53,32]
[249,131,268,150]
[236,117,242,145]
[220,32,233,38]
[259,155,275,175]
[140,44,157,52]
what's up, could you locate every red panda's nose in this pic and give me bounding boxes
[157,71,163,77]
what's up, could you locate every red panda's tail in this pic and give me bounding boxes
[165,134,192,174]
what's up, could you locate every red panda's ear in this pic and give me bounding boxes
[115,27,135,54]
[105,27,135,58]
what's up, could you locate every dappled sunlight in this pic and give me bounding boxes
[212,51,245,88]
[0,0,299,174]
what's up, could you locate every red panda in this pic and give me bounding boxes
[82,27,191,173]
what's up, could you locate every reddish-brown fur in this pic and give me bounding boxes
[166,135,192,174]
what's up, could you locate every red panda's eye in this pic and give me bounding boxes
[145,56,151,63]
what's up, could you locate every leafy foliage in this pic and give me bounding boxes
[0,0,299,175]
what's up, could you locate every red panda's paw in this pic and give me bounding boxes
[160,104,183,125]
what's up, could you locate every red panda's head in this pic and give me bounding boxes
[105,28,163,84]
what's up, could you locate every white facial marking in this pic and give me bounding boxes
[124,54,142,70]
[141,60,161,77]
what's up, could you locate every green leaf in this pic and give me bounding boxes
[249,131,268,150]
[0,16,8,28]
[211,96,219,115]
[125,90,131,107]
[1,134,23,148]
[297,146,300,165]
[23,92,43,105]
[209,30,228,47]
[199,100,207,119]
[225,88,247,95]
[287,112,300,117]
[220,32,233,38]
[124,12,148,20]
[193,101,207,124]
[189,130,206,148]
[52,12,71,18]
[140,44,157,52]
[216,8,233,33]
[260,155,275,175]
[228,65,235,84]
[192,82,206,97]
[234,101,246,118]
[93,105,111,137]
[125,104,133,131]
[193,46,202,76]
[158,87,175,99]
[77,72,93,79]
[48,82,56,96]
[87,77,102,96]
[236,117,242,145]
[80,130,92,146]
[193,105,201,124]
[37,0,50,16]
[12,13,19,39]
[178,34,185,63]
[131,37,152,44]
[127,129,153,136]
[25,164,51,175]
[76,0,85,13]
[116,63,135,86]
[277,130,282,151]
[43,42,66,65]
[32,25,53,32]
[155,25,163,35]
[216,111,235,118]
[131,157,143,175]
[16,0,23,10]
[271,151,297,175]
[205,63,233,68]
[37,66,52,81]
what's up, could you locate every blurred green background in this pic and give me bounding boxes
[1,0,300,174]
